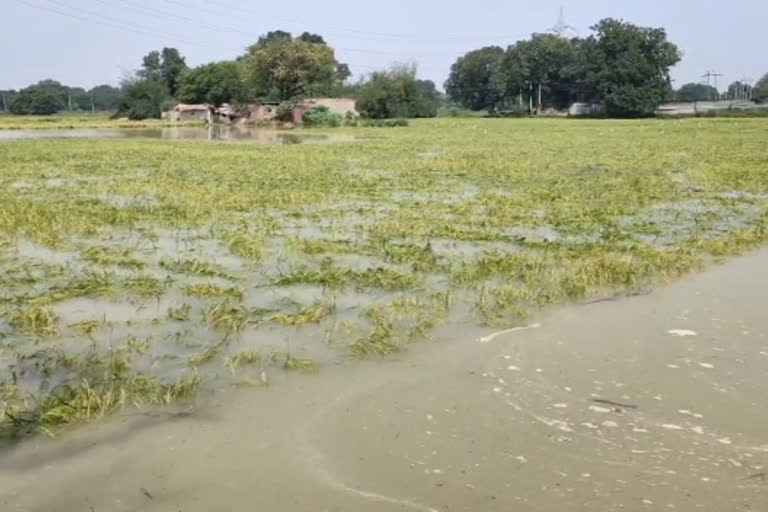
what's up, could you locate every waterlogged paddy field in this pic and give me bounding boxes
[1,118,767,439]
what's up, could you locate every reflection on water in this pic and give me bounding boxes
[0,126,357,144]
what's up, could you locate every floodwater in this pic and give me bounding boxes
[0,126,358,144]
[1,249,767,511]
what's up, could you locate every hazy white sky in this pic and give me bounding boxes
[3,0,766,91]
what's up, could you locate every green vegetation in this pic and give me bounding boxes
[2,117,768,438]
[446,18,680,117]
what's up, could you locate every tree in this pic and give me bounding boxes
[243,35,342,100]
[356,64,440,119]
[139,48,187,97]
[115,79,171,120]
[179,61,248,106]
[445,46,505,110]
[89,85,121,111]
[298,32,326,45]
[756,73,768,101]
[8,80,68,115]
[1,90,18,112]
[10,89,64,115]
[676,82,718,102]
[580,19,681,117]
[160,47,187,97]
[500,34,583,111]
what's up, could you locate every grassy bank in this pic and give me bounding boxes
[1,117,767,438]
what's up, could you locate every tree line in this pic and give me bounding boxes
[445,18,768,117]
[4,22,768,119]
[1,81,120,115]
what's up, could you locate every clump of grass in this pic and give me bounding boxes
[227,231,265,261]
[184,282,243,299]
[281,354,318,373]
[83,246,144,268]
[160,258,233,279]
[168,303,192,321]
[10,304,59,337]
[204,300,276,337]
[69,319,100,337]
[226,349,264,375]
[270,301,334,326]
[378,241,439,271]
[349,310,402,357]
[0,347,200,439]
[122,274,172,298]
[275,260,421,291]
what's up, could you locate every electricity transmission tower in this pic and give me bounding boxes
[547,7,578,38]
[702,70,724,98]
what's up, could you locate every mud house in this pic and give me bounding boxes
[167,104,211,122]
[248,102,281,122]
[293,98,358,123]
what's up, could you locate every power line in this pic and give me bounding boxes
[15,0,213,48]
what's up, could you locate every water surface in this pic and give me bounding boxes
[0,126,357,144]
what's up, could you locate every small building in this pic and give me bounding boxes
[294,98,358,122]
[167,104,211,122]
[248,102,281,122]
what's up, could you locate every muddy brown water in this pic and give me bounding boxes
[0,127,358,144]
[1,250,767,511]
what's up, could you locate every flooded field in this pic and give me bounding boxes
[0,126,357,143]
[0,117,767,454]
[1,248,766,511]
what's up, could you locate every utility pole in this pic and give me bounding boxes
[68,92,73,111]
[1,92,7,112]
[90,91,95,114]
[702,70,724,98]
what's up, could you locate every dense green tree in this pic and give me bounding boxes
[580,19,681,117]
[676,82,718,102]
[115,79,171,120]
[10,88,64,115]
[243,34,342,100]
[1,90,18,112]
[500,34,583,110]
[445,46,505,110]
[179,61,248,106]
[298,32,326,45]
[88,85,121,111]
[254,30,292,48]
[356,64,439,118]
[8,80,69,114]
[138,48,187,97]
[756,73,768,100]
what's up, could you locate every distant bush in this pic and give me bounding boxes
[359,119,409,127]
[303,106,343,127]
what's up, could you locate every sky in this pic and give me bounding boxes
[2,0,766,92]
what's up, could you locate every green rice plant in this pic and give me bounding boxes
[226,350,264,375]
[275,260,421,291]
[377,241,439,271]
[184,282,243,299]
[83,246,144,268]
[160,258,233,279]
[270,301,334,326]
[349,309,402,357]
